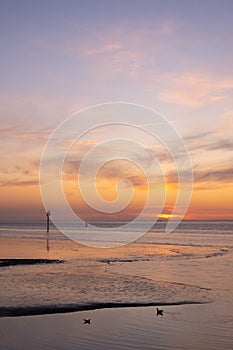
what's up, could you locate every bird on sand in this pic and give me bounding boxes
[156,308,164,316]
[83,319,91,324]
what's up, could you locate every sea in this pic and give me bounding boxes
[0,220,232,350]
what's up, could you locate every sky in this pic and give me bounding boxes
[0,0,232,221]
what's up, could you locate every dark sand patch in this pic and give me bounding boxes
[0,300,207,317]
[0,259,65,267]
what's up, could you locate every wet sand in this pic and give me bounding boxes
[0,234,232,349]
[0,236,220,319]
[0,236,223,260]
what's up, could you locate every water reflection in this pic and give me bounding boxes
[0,305,232,350]
[46,233,50,253]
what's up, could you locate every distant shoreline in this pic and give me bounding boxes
[0,219,232,224]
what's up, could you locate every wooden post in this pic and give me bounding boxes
[46,210,51,233]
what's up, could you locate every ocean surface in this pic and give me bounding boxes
[0,221,232,349]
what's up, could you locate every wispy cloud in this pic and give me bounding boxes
[29,21,233,107]
[30,21,178,78]
[0,179,38,187]
[143,71,233,106]
[0,94,83,129]
[0,124,53,141]
[194,167,233,184]
[185,134,233,153]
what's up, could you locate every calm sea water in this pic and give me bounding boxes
[0,220,233,246]
[0,221,232,349]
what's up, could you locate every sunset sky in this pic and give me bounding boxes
[0,0,232,221]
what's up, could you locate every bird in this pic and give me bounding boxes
[156,307,164,316]
[83,318,91,324]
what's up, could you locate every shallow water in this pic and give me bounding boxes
[1,221,233,247]
[0,221,232,349]
[0,303,232,350]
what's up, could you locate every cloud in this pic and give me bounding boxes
[63,155,148,189]
[0,94,84,130]
[194,167,233,184]
[216,111,233,133]
[0,179,39,187]
[143,71,233,106]
[206,139,233,152]
[96,162,147,189]
[30,20,178,78]
[184,128,233,155]
[190,138,233,153]
[165,161,232,190]
[0,124,53,141]
[0,163,39,187]
[28,21,233,108]
[184,131,211,142]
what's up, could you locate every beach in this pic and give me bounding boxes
[0,221,232,349]
[2,1,233,348]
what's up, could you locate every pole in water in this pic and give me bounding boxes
[46,210,51,233]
